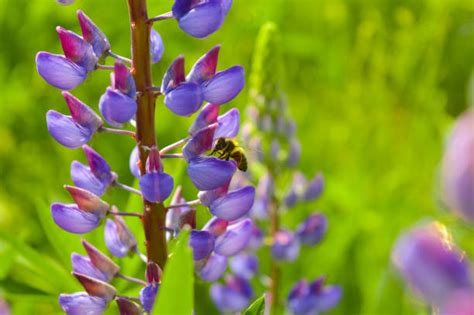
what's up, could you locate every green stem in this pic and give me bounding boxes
[127,0,168,269]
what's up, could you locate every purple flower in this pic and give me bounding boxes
[287,278,342,315]
[111,61,136,98]
[441,109,474,223]
[203,216,229,237]
[189,230,215,261]
[304,173,324,201]
[129,146,141,178]
[271,230,300,262]
[46,92,102,148]
[214,218,253,256]
[77,10,110,57]
[230,254,258,280]
[59,293,107,315]
[439,288,474,315]
[56,26,97,71]
[150,28,164,63]
[187,156,236,191]
[71,253,110,282]
[104,216,137,258]
[99,87,137,127]
[81,239,120,280]
[287,138,301,167]
[392,223,472,306]
[73,272,117,301]
[214,108,240,139]
[210,275,253,312]
[209,186,255,221]
[201,66,244,105]
[296,213,327,246]
[198,253,228,281]
[183,124,217,161]
[57,0,76,5]
[36,52,87,90]
[51,203,102,234]
[172,0,232,38]
[71,145,116,196]
[188,103,219,134]
[162,47,244,116]
[284,172,307,208]
[139,148,174,203]
[116,297,142,315]
[251,173,274,219]
[140,284,159,313]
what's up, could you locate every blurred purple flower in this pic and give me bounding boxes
[198,253,228,282]
[271,230,300,262]
[214,219,253,256]
[287,278,342,315]
[392,223,472,306]
[104,216,137,258]
[296,213,327,246]
[150,28,164,63]
[230,254,258,280]
[59,293,107,315]
[441,109,474,223]
[210,275,253,312]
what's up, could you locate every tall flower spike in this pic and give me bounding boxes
[139,147,174,203]
[172,0,232,38]
[104,216,137,258]
[36,52,87,90]
[77,10,110,57]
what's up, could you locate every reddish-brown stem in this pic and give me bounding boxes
[127,0,168,269]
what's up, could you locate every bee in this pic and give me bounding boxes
[210,137,248,171]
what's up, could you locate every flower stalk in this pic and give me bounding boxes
[127,0,168,269]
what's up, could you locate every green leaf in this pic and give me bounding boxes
[154,228,194,315]
[243,294,266,315]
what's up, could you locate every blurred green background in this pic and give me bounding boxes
[0,0,473,314]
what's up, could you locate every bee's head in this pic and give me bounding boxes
[214,137,227,150]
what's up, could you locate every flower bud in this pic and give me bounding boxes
[271,230,300,262]
[139,171,174,203]
[296,213,327,246]
[82,239,120,280]
[202,66,244,105]
[210,275,253,312]
[116,297,142,315]
[104,217,137,258]
[59,293,107,314]
[77,10,110,57]
[111,61,136,97]
[36,52,87,90]
[139,284,159,313]
[73,272,116,301]
[46,110,94,149]
[62,92,103,132]
[304,173,324,201]
[187,45,220,84]
[214,219,253,256]
[71,253,109,282]
[150,28,164,64]
[187,156,237,191]
[146,262,162,284]
[189,230,215,261]
[64,185,109,216]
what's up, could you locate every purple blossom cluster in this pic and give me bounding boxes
[36,0,260,314]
